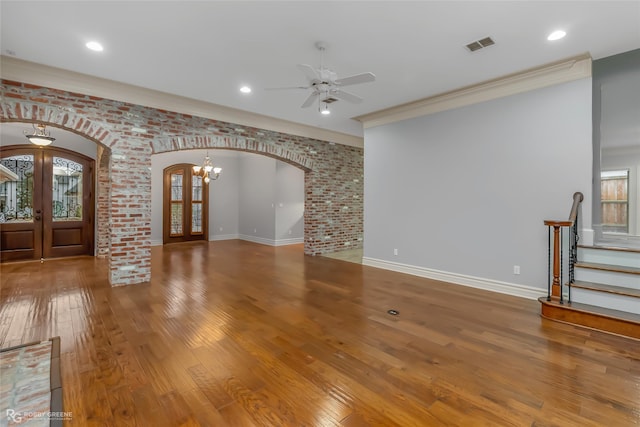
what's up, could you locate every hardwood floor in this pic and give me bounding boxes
[1,240,639,426]
[321,248,363,264]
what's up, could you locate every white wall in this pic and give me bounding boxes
[363,78,593,298]
[151,150,304,246]
[239,153,276,243]
[208,154,241,241]
[237,153,305,245]
[275,161,304,241]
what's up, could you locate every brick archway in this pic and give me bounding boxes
[1,80,364,286]
[152,135,315,172]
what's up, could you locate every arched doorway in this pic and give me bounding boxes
[0,145,95,261]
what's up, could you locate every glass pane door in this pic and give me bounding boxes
[52,157,83,221]
[0,154,35,223]
[191,175,203,234]
[1,145,94,262]
[163,164,208,244]
[170,172,184,236]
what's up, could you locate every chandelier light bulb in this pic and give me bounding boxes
[193,152,222,182]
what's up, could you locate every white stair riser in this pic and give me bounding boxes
[570,288,640,315]
[574,268,640,289]
[579,249,640,269]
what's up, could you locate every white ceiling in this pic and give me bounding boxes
[1,1,639,138]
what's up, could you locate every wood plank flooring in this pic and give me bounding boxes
[1,240,639,426]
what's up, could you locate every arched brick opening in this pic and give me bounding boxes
[0,119,114,259]
[1,80,364,286]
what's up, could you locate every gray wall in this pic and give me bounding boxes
[363,78,593,294]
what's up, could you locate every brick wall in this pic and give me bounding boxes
[96,146,110,258]
[0,80,364,285]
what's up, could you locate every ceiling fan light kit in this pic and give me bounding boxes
[268,41,376,115]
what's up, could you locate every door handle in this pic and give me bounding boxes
[35,216,41,221]
[36,210,42,214]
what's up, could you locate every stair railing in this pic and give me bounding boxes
[544,192,583,303]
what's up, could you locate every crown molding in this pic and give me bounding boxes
[355,53,592,129]
[0,56,363,148]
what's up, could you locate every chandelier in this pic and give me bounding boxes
[192,152,221,183]
[25,124,56,146]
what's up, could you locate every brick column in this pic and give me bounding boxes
[108,143,152,286]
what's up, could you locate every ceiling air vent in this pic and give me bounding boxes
[465,36,495,52]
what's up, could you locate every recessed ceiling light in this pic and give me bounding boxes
[240,86,251,94]
[85,41,104,52]
[547,30,566,41]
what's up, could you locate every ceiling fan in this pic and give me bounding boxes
[267,42,376,113]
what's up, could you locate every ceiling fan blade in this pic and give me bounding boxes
[334,72,376,86]
[297,64,320,82]
[332,89,363,104]
[301,92,319,108]
[265,85,309,91]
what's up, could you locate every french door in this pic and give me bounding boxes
[163,164,208,244]
[0,146,94,262]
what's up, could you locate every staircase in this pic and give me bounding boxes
[540,244,640,340]
[539,192,640,340]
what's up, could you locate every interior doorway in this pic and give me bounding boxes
[0,146,95,262]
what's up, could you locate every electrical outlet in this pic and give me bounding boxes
[394,248,398,256]
[513,265,520,275]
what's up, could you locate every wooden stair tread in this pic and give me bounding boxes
[570,281,640,298]
[575,261,640,275]
[539,298,640,340]
[540,298,640,323]
[578,244,640,254]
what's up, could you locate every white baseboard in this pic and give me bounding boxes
[238,234,304,247]
[273,237,304,246]
[150,239,163,246]
[362,257,545,300]
[210,234,240,241]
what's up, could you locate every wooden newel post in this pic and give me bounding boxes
[544,220,572,298]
